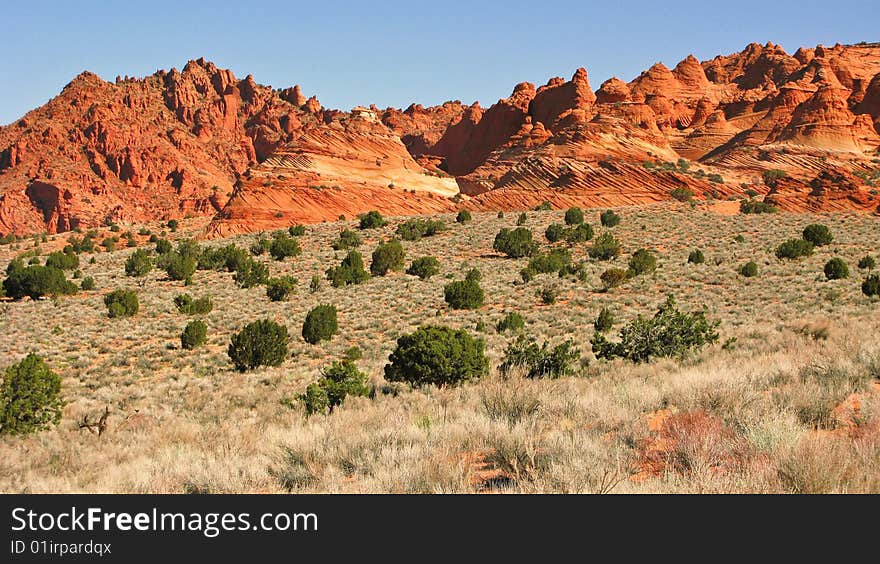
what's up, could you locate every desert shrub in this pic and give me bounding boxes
[266,276,298,302]
[600,268,628,290]
[564,207,584,225]
[5,258,24,275]
[762,169,787,187]
[370,239,405,276]
[302,304,338,344]
[858,255,876,270]
[493,227,537,258]
[159,252,196,283]
[298,360,371,416]
[175,238,201,261]
[384,325,489,387]
[862,274,880,297]
[80,277,96,291]
[326,251,370,287]
[528,248,571,274]
[776,239,814,260]
[802,224,833,247]
[534,201,552,211]
[444,274,485,310]
[669,187,694,202]
[124,249,153,277]
[687,250,705,264]
[3,266,77,300]
[101,237,116,252]
[456,210,472,223]
[250,237,270,256]
[0,354,63,435]
[395,219,445,241]
[167,219,179,231]
[180,320,207,350]
[68,235,95,253]
[496,311,525,333]
[331,229,361,250]
[591,294,720,363]
[538,285,559,304]
[739,261,758,277]
[734,234,746,243]
[589,232,621,260]
[309,275,321,293]
[358,210,387,229]
[288,225,306,236]
[155,238,172,255]
[343,346,363,362]
[44,250,79,270]
[740,199,777,214]
[232,258,269,288]
[198,244,249,272]
[174,293,213,315]
[104,289,139,318]
[627,248,657,276]
[520,267,536,283]
[823,258,849,280]
[545,223,566,243]
[599,210,621,227]
[594,307,614,332]
[565,223,594,243]
[269,235,301,261]
[498,334,581,379]
[407,256,440,280]
[228,319,289,371]
[516,212,528,226]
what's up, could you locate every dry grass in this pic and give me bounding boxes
[1,203,879,493]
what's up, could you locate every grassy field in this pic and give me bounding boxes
[1,202,879,493]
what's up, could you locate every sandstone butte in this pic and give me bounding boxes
[1,42,879,238]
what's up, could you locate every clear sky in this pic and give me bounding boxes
[2,0,878,125]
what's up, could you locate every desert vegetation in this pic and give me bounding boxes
[2,204,880,493]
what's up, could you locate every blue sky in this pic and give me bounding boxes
[2,0,878,125]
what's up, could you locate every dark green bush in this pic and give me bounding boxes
[565,223,594,243]
[545,223,566,243]
[250,237,270,256]
[395,219,445,241]
[167,219,179,231]
[181,320,207,350]
[498,335,581,379]
[228,319,289,371]
[762,169,787,187]
[370,239,405,276]
[823,258,849,280]
[776,239,814,260]
[155,239,172,255]
[591,295,720,363]
[493,227,537,258]
[384,325,489,387]
[739,261,758,277]
[862,274,880,297]
[269,235,302,261]
[198,244,249,272]
[174,293,213,315]
[564,207,584,225]
[266,276,298,301]
[288,225,306,237]
[3,265,78,300]
[599,210,621,227]
[444,275,485,309]
[589,232,621,260]
[496,311,525,333]
[124,249,153,277]
[594,307,614,332]
[740,199,778,214]
[298,360,371,416]
[407,256,440,280]
[538,285,558,304]
[80,277,96,291]
[627,248,657,277]
[326,251,370,287]
[302,304,338,344]
[534,201,552,211]
[600,268,628,290]
[45,250,79,270]
[331,229,361,250]
[158,252,196,283]
[802,224,833,247]
[232,258,269,288]
[687,250,705,264]
[358,210,387,229]
[858,255,876,270]
[104,289,139,318]
[0,354,63,435]
[309,275,321,293]
[528,248,571,274]
[669,187,694,202]
[516,212,528,226]
[456,210,472,223]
